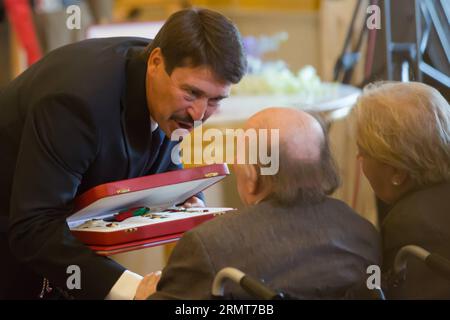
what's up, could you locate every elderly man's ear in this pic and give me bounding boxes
[235,164,271,206]
[242,164,259,195]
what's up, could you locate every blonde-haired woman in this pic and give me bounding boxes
[354,81,450,299]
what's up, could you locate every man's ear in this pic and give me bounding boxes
[243,164,259,195]
[147,47,163,72]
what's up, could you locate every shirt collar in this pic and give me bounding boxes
[150,117,158,132]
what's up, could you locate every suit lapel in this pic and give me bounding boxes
[121,48,152,178]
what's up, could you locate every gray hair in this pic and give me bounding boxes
[354,81,450,186]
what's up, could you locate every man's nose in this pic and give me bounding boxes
[189,98,208,122]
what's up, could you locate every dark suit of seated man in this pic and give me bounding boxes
[146,107,381,299]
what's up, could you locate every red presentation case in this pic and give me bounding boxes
[67,164,233,256]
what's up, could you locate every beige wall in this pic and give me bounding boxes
[223,0,363,83]
[228,9,321,76]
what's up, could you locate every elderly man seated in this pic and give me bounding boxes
[143,107,381,299]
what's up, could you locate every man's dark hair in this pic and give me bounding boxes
[261,113,340,206]
[144,8,247,84]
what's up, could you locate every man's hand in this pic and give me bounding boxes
[181,196,205,208]
[134,271,161,300]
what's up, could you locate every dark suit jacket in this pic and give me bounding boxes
[382,182,450,299]
[0,37,183,299]
[150,198,381,299]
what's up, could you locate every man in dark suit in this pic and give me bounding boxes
[148,108,381,299]
[0,8,246,299]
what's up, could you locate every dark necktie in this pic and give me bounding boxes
[145,128,165,172]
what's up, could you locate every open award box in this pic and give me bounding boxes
[67,164,233,256]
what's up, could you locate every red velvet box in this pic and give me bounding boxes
[67,164,233,256]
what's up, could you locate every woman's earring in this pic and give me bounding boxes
[392,179,400,186]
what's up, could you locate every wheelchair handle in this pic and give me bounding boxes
[212,267,281,299]
[394,245,430,274]
[394,245,450,281]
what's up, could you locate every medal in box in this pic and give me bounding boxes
[67,164,233,255]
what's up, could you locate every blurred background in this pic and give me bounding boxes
[1,0,448,274]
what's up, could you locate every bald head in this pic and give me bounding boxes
[233,106,338,206]
[245,107,325,162]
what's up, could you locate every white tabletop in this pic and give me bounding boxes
[208,83,361,125]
